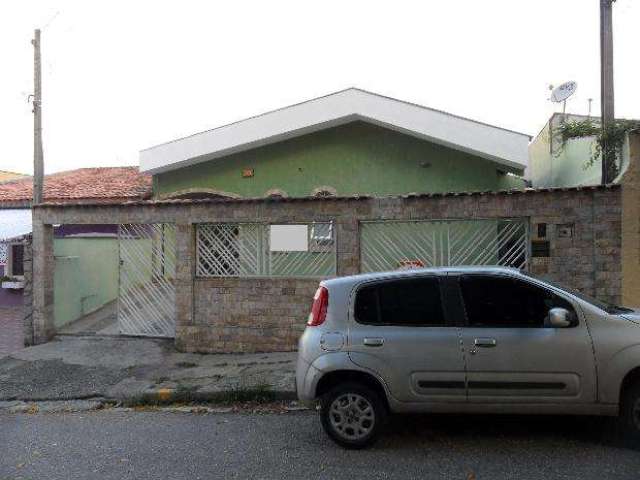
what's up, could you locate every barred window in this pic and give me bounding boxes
[196,222,336,278]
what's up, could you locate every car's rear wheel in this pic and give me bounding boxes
[320,382,387,449]
[618,381,640,445]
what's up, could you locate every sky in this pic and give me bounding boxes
[1,0,639,175]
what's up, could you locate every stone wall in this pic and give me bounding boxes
[177,277,318,353]
[185,189,623,352]
[33,185,626,353]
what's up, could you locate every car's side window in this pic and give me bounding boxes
[459,275,576,328]
[354,277,446,327]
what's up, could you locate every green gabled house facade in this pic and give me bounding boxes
[143,89,531,199]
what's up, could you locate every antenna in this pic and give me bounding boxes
[549,81,578,115]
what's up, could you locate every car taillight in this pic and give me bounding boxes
[308,286,329,326]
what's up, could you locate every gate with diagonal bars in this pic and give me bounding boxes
[360,218,529,272]
[196,222,336,278]
[118,223,176,337]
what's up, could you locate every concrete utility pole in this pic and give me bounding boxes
[600,0,615,184]
[32,29,44,204]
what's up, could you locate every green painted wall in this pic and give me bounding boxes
[552,138,601,187]
[530,127,602,188]
[528,114,628,188]
[53,238,119,328]
[154,122,525,198]
[529,122,553,188]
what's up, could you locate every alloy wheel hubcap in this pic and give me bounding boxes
[329,393,375,441]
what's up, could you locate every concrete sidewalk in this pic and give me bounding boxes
[0,336,296,405]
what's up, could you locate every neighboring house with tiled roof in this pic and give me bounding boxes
[0,167,152,328]
[0,171,29,184]
[0,167,151,207]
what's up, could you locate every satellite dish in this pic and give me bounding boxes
[550,81,578,103]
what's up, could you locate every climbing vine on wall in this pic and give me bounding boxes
[556,119,640,180]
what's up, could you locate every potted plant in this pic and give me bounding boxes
[1,275,25,290]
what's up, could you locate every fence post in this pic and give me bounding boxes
[175,222,195,350]
[22,235,34,346]
[335,218,359,276]
[31,221,55,343]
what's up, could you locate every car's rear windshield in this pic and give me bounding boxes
[522,272,632,314]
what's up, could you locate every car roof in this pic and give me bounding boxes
[321,266,523,289]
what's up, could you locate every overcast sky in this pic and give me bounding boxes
[1,0,639,174]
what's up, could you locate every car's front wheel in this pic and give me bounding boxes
[320,382,387,449]
[618,381,640,445]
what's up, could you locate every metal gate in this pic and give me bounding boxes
[360,218,528,272]
[118,223,176,337]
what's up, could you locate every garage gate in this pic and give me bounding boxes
[360,218,529,272]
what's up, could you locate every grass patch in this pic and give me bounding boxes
[217,384,276,404]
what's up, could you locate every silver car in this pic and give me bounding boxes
[296,267,640,448]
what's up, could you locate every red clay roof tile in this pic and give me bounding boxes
[0,167,152,204]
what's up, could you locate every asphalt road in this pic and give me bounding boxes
[1,410,639,480]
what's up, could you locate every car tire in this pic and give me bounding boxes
[618,381,640,446]
[320,382,387,449]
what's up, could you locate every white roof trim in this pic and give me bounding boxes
[140,88,531,174]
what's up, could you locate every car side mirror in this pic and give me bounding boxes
[545,307,572,328]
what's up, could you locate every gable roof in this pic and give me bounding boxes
[0,167,152,206]
[140,88,531,175]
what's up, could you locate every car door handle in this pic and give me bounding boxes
[474,337,497,348]
[363,337,384,347]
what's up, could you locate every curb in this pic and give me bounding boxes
[0,393,308,415]
[0,399,107,414]
[122,387,297,407]
[0,389,298,410]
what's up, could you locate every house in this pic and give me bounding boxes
[25,92,640,353]
[141,88,531,199]
[529,113,635,188]
[0,170,29,184]
[0,167,151,337]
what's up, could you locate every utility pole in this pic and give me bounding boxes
[32,29,44,204]
[600,0,615,184]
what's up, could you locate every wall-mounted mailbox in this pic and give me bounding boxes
[531,240,551,258]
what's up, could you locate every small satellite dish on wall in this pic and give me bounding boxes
[550,81,578,103]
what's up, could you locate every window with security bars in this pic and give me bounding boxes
[196,222,336,277]
[360,219,529,273]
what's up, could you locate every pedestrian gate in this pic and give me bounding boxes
[118,223,176,337]
[360,218,528,272]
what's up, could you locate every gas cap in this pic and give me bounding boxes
[320,332,345,352]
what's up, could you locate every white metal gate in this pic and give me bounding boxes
[360,218,529,272]
[118,223,176,337]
